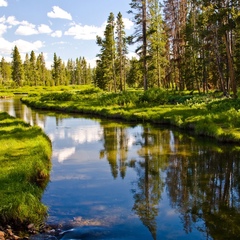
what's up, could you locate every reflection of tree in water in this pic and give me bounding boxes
[99,120,240,239]
[99,122,129,179]
[165,134,240,239]
[131,127,169,240]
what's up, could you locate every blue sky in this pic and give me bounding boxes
[0,0,135,68]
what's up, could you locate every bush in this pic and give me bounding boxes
[137,88,169,105]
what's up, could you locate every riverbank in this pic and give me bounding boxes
[0,112,52,239]
[21,87,240,143]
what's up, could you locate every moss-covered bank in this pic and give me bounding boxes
[21,87,240,143]
[0,112,52,230]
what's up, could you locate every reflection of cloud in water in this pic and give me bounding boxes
[68,126,103,144]
[166,209,177,216]
[53,147,76,163]
[51,174,90,181]
[127,135,135,148]
[59,128,66,139]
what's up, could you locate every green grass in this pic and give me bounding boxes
[21,86,240,142]
[0,112,52,229]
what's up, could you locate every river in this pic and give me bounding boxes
[1,97,240,240]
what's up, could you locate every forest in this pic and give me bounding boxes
[1,0,240,97]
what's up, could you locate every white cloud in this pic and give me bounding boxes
[53,147,76,163]
[47,6,72,20]
[51,30,62,38]
[38,24,52,34]
[0,0,7,7]
[13,39,44,53]
[6,16,20,26]
[0,16,5,23]
[64,23,105,40]
[0,37,12,55]
[123,18,134,30]
[15,24,38,35]
[0,38,44,60]
[0,23,7,36]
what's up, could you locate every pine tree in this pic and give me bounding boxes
[52,53,65,86]
[126,57,143,88]
[148,0,168,88]
[23,53,30,86]
[29,50,37,86]
[36,53,47,86]
[116,12,128,91]
[0,57,12,86]
[128,0,148,90]
[96,12,116,91]
[11,45,24,86]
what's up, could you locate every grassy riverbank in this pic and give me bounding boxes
[20,86,240,143]
[0,112,52,229]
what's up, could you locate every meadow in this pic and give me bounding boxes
[19,85,240,143]
[0,112,52,229]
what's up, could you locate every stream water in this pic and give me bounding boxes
[1,97,240,240]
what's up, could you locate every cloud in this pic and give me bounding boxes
[0,0,7,7]
[0,37,44,57]
[0,16,5,23]
[123,18,134,30]
[64,23,105,40]
[15,24,38,35]
[51,30,62,38]
[6,16,20,26]
[14,21,53,36]
[0,37,12,55]
[0,23,7,36]
[47,6,72,20]
[53,147,76,163]
[38,24,52,34]
[13,39,44,52]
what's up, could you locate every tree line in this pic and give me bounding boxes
[0,47,93,87]
[1,0,240,97]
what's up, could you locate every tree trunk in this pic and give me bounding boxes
[142,0,148,91]
[224,32,237,98]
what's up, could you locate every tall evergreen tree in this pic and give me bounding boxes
[0,57,11,86]
[116,12,128,91]
[148,0,168,88]
[11,45,23,86]
[96,12,116,91]
[29,50,37,86]
[36,53,47,86]
[23,53,30,86]
[52,53,65,86]
[128,0,148,90]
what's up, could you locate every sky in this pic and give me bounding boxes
[0,0,136,68]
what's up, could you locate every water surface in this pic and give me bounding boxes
[1,98,240,240]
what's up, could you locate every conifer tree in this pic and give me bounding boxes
[116,12,128,91]
[29,50,37,86]
[0,57,11,86]
[128,0,148,90]
[23,53,30,86]
[36,53,47,86]
[52,53,65,86]
[148,0,168,88]
[11,45,23,86]
[96,12,116,91]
